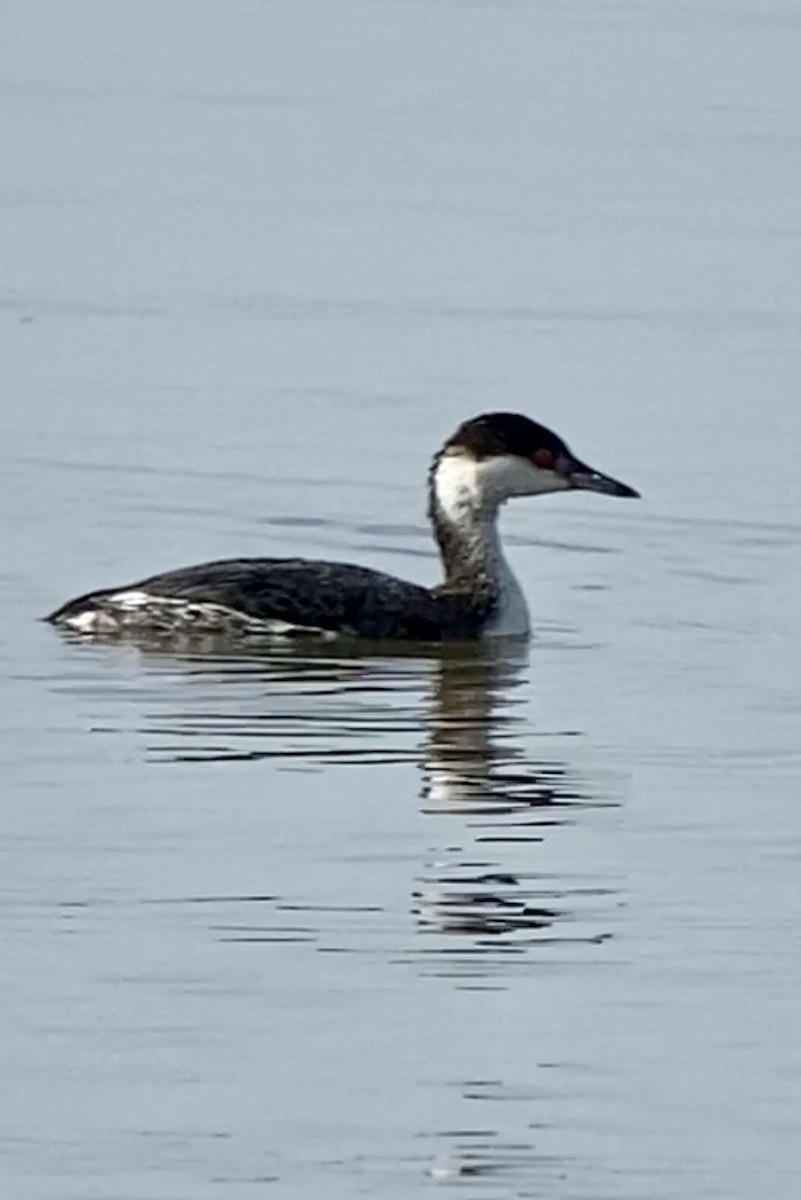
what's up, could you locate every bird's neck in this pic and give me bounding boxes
[428,452,509,593]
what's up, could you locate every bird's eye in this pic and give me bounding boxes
[532,448,555,469]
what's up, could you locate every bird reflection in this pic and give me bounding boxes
[53,629,615,1191]
[422,646,572,813]
[414,647,585,944]
[55,627,603,952]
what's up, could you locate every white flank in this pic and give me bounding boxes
[108,589,152,610]
[65,609,118,634]
[63,591,334,639]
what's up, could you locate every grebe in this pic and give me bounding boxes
[46,413,638,641]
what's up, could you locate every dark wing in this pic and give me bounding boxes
[47,556,483,641]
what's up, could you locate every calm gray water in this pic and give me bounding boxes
[2,2,800,1197]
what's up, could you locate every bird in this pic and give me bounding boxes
[46,412,639,642]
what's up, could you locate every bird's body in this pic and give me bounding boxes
[47,558,491,641]
[46,413,638,642]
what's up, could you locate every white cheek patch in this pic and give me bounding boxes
[434,451,566,516]
[476,454,568,500]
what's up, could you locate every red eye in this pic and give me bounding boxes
[533,448,554,469]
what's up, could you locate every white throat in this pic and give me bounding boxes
[431,452,532,637]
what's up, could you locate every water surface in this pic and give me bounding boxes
[2,1,799,1197]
